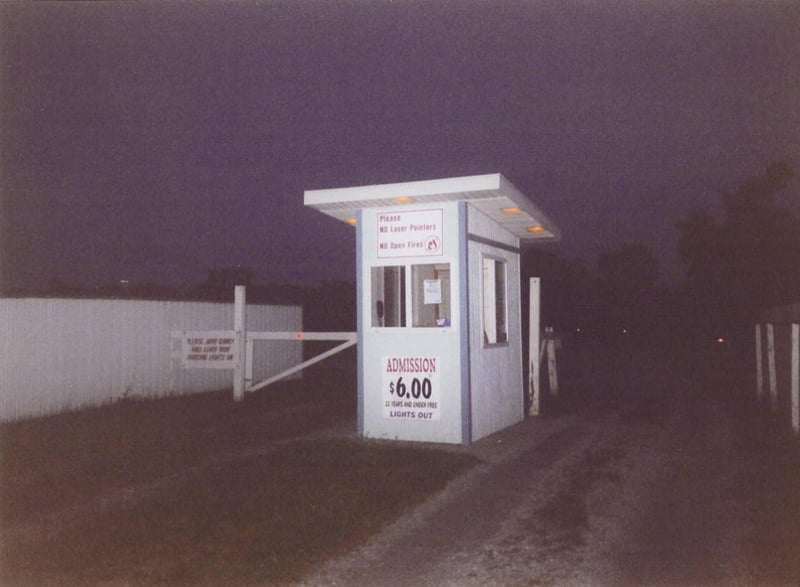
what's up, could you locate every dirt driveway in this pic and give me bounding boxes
[3,346,798,586]
[302,390,800,586]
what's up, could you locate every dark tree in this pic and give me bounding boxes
[303,280,356,332]
[597,243,659,293]
[189,265,257,301]
[206,266,255,288]
[677,161,800,330]
[521,248,593,333]
[596,243,660,338]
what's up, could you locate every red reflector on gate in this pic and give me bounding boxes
[296,332,304,340]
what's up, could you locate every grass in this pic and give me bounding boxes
[0,379,477,586]
[1,383,350,523]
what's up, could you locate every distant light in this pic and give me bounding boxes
[715,337,726,344]
[621,328,628,334]
[393,196,414,204]
[501,207,521,214]
[344,217,357,225]
[527,225,545,233]
[575,328,582,334]
[119,279,129,285]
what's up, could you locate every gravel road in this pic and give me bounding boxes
[301,386,799,587]
[4,345,797,586]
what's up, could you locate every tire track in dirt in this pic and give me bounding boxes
[559,394,757,587]
[300,412,619,587]
[604,397,751,586]
[301,392,772,587]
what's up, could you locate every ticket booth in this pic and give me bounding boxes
[305,174,559,444]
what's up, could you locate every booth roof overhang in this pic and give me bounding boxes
[304,173,560,242]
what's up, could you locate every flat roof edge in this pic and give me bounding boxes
[497,175,561,240]
[304,174,502,206]
[303,173,561,242]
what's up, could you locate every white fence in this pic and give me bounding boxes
[0,297,302,421]
[756,302,800,436]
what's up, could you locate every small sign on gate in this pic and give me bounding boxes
[181,330,235,369]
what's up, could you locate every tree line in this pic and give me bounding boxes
[7,161,797,346]
[523,161,799,347]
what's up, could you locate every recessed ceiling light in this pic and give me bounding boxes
[501,207,521,214]
[344,217,357,225]
[393,196,414,204]
[527,225,545,233]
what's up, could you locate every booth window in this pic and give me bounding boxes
[412,263,451,327]
[482,257,507,344]
[371,266,406,327]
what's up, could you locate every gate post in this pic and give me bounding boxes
[546,332,559,397]
[233,285,247,402]
[792,323,799,435]
[767,323,777,413]
[755,324,763,401]
[528,277,541,416]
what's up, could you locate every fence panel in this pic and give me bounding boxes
[0,298,301,421]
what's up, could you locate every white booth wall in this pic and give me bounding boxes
[306,173,557,446]
[358,201,466,444]
[356,200,525,444]
[466,206,524,441]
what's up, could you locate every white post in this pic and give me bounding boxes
[233,285,247,402]
[547,337,559,397]
[528,277,541,416]
[245,336,254,393]
[791,323,799,435]
[767,323,777,413]
[755,324,763,401]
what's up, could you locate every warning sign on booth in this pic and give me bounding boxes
[377,209,443,258]
[382,356,440,421]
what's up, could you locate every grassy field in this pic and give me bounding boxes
[0,376,477,586]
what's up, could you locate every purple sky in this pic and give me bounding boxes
[2,1,799,291]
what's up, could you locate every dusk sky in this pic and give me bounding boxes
[2,1,799,292]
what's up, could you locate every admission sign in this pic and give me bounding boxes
[382,355,441,421]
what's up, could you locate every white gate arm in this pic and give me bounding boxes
[246,332,357,394]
